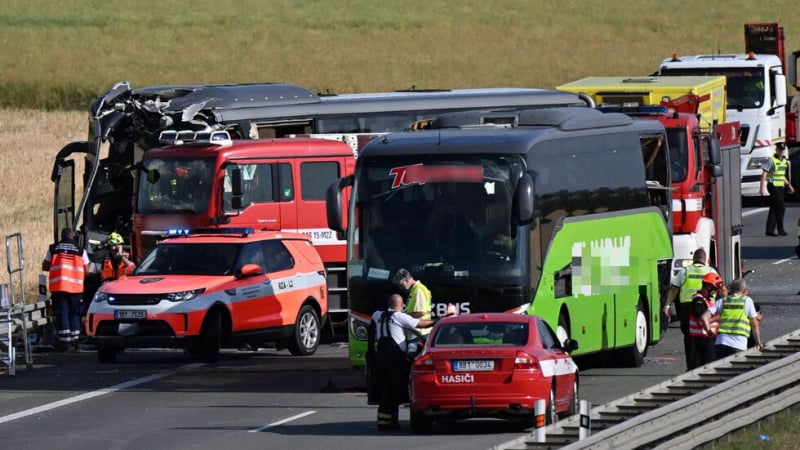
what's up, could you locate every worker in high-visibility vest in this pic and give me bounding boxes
[100,232,136,282]
[704,278,764,360]
[760,142,795,236]
[663,248,717,371]
[42,228,89,351]
[393,268,433,343]
[687,272,724,369]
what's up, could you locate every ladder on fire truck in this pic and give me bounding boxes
[0,233,33,375]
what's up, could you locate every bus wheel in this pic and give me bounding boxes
[620,302,648,367]
[198,309,222,363]
[556,313,570,346]
[288,305,320,356]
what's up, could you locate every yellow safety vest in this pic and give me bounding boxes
[679,264,714,304]
[770,156,788,187]
[717,293,751,338]
[405,281,432,337]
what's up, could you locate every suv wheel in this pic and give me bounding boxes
[288,305,320,356]
[198,309,222,363]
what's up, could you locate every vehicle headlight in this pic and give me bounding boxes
[350,314,370,341]
[93,291,109,303]
[673,258,690,270]
[747,157,769,170]
[165,288,205,302]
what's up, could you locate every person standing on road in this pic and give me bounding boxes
[393,268,433,342]
[706,278,764,360]
[368,294,435,431]
[663,248,717,371]
[687,272,724,369]
[42,228,89,352]
[100,232,136,282]
[760,142,794,236]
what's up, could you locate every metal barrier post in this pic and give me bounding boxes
[533,398,546,442]
[579,400,592,440]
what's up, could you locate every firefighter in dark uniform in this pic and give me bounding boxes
[367,294,435,430]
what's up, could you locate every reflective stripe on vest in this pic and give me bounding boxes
[717,294,751,338]
[679,264,713,304]
[688,294,719,337]
[48,243,85,294]
[771,156,788,187]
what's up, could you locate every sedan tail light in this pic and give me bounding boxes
[513,351,541,371]
[412,353,434,372]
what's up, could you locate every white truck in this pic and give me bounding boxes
[657,23,795,197]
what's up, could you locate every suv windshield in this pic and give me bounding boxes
[136,243,240,276]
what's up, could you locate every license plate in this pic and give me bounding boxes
[114,310,146,320]
[453,360,494,371]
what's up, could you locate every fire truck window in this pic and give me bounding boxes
[279,163,294,201]
[301,161,339,200]
[248,164,274,204]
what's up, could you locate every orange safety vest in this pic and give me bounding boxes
[688,293,718,337]
[101,256,133,281]
[48,240,85,294]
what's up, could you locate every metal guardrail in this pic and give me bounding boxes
[494,330,800,450]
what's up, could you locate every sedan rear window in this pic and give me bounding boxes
[433,322,528,347]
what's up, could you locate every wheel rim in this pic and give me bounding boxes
[634,308,648,354]
[549,386,557,424]
[556,324,569,346]
[299,311,319,350]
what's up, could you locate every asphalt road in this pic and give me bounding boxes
[0,203,797,450]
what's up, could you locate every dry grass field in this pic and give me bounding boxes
[0,109,84,296]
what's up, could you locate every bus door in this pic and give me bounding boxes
[51,142,86,242]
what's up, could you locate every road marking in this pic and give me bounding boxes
[0,369,181,425]
[249,410,317,432]
[773,257,794,265]
[742,207,767,218]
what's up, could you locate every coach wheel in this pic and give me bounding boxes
[288,305,320,356]
[198,309,222,363]
[556,313,570,346]
[619,301,648,367]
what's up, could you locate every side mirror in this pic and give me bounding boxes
[515,172,534,225]
[237,263,263,279]
[563,338,579,353]
[326,175,353,232]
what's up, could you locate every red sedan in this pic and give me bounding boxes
[409,313,579,433]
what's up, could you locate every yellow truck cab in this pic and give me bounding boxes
[557,76,727,128]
